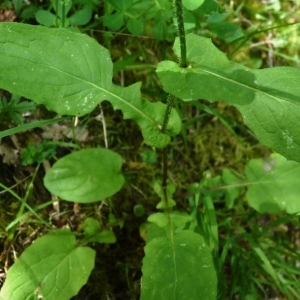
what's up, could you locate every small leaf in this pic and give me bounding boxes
[141,230,217,299]
[0,230,95,300]
[35,10,56,27]
[103,11,124,30]
[157,33,300,162]
[245,153,300,214]
[148,212,193,231]
[107,0,134,11]
[21,141,57,165]
[84,217,116,243]
[153,180,176,209]
[195,0,218,15]
[209,21,244,43]
[140,148,157,164]
[222,169,241,209]
[182,0,204,11]
[0,23,181,147]
[44,148,125,203]
[69,7,93,26]
[127,18,144,35]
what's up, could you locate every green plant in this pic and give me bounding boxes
[20,141,57,166]
[35,0,93,28]
[0,94,36,124]
[1,0,300,299]
[102,0,175,39]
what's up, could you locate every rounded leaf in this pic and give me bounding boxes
[127,18,144,35]
[141,230,217,299]
[35,10,56,27]
[44,148,125,203]
[246,153,300,214]
[69,7,93,26]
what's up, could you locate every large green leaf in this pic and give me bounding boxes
[141,230,217,299]
[0,23,181,148]
[0,230,95,300]
[157,33,300,162]
[245,153,300,214]
[44,148,124,203]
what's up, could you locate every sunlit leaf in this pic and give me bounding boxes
[0,23,181,147]
[0,230,95,300]
[157,33,300,161]
[141,230,217,299]
[245,153,300,214]
[44,148,124,203]
[182,0,204,11]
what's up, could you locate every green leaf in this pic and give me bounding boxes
[144,223,166,243]
[153,180,176,209]
[126,18,144,35]
[140,148,157,164]
[69,6,93,26]
[0,117,70,139]
[84,217,116,243]
[103,11,124,30]
[13,0,23,13]
[107,0,134,11]
[245,153,300,214]
[141,230,217,300]
[21,141,57,165]
[148,212,193,231]
[195,0,218,15]
[0,94,36,124]
[209,21,244,43]
[157,33,300,162]
[0,230,95,300]
[0,23,181,147]
[222,169,241,209]
[182,0,204,11]
[35,10,56,27]
[53,0,72,19]
[44,148,125,203]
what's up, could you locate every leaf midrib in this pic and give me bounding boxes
[2,50,159,128]
[196,66,300,108]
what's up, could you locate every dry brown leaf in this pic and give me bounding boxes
[0,10,17,22]
[0,143,19,165]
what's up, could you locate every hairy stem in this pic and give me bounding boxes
[174,0,187,68]
[161,94,175,211]
[161,94,176,135]
[160,0,187,205]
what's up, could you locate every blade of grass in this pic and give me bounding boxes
[0,117,70,139]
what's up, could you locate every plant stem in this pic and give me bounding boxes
[62,0,66,27]
[55,0,58,27]
[161,94,175,210]
[160,0,187,211]
[174,0,187,68]
[161,94,176,134]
